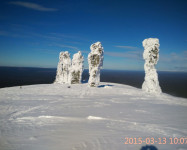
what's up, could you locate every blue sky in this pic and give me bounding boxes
[0,0,186,71]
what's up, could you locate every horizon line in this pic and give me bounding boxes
[0,66,187,73]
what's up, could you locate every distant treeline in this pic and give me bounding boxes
[0,67,187,98]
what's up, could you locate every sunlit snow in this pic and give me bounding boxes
[0,83,186,150]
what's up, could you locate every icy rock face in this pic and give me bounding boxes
[142,38,162,94]
[88,41,104,87]
[54,51,71,84]
[70,51,84,84]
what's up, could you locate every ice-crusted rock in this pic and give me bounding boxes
[54,51,71,84]
[69,51,84,84]
[88,41,104,87]
[54,52,64,84]
[142,38,162,94]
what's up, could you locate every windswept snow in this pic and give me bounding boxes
[0,83,187,150]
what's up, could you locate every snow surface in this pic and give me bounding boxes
[0,82,187,150]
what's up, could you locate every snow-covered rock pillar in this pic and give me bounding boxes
[88,41,104,87]
[142,38,162,93]
[54,52,63,84]
[70,51,84,84]
[54,51,71,84]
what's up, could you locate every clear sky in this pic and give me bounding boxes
[0,0,186,71]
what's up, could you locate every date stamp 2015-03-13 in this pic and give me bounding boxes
[124,137,187,145]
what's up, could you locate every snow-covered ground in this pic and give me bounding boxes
[0,82,186,150]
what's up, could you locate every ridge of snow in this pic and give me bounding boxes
[87,116,106,120]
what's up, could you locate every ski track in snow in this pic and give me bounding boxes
[0,82,187,150]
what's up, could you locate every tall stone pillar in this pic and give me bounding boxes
[142,38,162,94]
[70,51,84,84]
[54,51,71,84]
[88,42,104,87]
